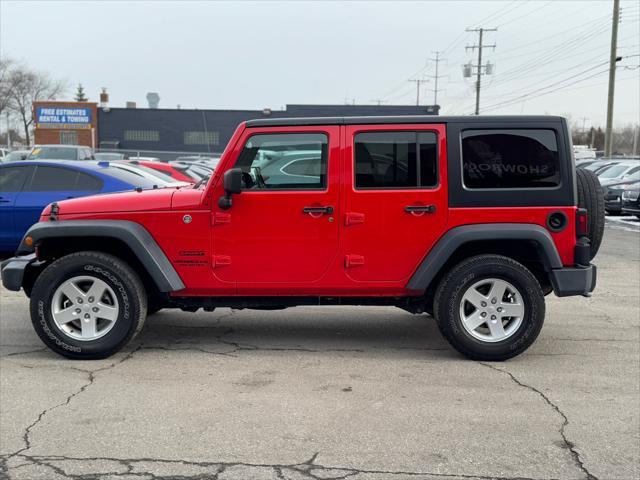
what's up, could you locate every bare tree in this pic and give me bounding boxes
[0,56,15,117]
[7,65,65,145]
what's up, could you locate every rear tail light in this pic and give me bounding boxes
[576,208,588,237]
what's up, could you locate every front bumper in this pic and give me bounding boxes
[1,254,36,292]
[550,264,597,297]
[621,206,640,215]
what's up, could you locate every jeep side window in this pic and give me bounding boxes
[354,131,438,189]
[462,129,560,189]
[234,133,328,190]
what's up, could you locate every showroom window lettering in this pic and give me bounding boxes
[462,129,560,189]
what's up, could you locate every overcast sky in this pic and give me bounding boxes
[1,0,638,127]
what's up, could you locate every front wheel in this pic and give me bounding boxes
[30,252,147,359]
[434,255,545,361]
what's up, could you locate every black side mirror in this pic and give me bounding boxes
[224,168,243,194]
[218,168,243,210]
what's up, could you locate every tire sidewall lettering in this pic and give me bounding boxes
[37,299,81,353]
[84,265,130,320]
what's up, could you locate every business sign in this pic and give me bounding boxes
[35,107,93,129]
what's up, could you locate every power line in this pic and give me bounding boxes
[469,0,527,29]
[377,61,429,101]
[480,66,610,112]
[479,72,638,116]
[492,22,611,82]
[489,12,612,60]
[495,0,555,28]
[485,40,617,92]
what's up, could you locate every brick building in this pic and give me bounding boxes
[33,101,99,148]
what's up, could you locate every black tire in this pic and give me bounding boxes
[576,168,605,260]
[30,251,147,359]
[434,255,545,361]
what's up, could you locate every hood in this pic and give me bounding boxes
[600,178,637,188]
[41,188,177,217]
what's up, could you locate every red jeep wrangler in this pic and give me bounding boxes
[1,116,604,361]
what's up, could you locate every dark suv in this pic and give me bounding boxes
[1,116,604,361]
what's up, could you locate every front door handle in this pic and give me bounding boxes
[404,205,436,214]
[303,206,334,215]
[0,197,11,203]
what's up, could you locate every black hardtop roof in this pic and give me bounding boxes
[245,115,565,128]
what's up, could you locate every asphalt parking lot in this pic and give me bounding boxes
[1,221,638,480]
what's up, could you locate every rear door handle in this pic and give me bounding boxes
[405,205,436,213]
[303,206,334,215]
[0,197,11,203]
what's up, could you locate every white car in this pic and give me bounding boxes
[597,162,640,186]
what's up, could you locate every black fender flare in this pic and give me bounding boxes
[406,223,562,291]
[17,220,185,292]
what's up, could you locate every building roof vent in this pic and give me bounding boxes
[146,92,160,109]
[99,88,109,108]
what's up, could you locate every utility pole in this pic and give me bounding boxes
[428,51,446,105]
[408,78,427,106]
[633,124,639,156]
[605,0,620,156]
[465,27,497,115]
[580,117,588,133]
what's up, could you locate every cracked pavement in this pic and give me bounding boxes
[1,226,638,480]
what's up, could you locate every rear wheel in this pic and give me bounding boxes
[576,168,605,259]
[30,252,147,359]
[434,255,545,361]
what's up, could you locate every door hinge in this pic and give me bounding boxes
[345,212,365,226]
[212,212,231,226]
[345,254,365,268]
[213,255,231,268]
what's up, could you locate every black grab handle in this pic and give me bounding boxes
[404,205,436,214]
[303,206,334,215]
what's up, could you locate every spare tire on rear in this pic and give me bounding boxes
[576,168,605,260]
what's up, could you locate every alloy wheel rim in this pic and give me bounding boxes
[51,276,119,341]
[459,278,525,343]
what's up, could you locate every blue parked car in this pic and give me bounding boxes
[0,161,160,253]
